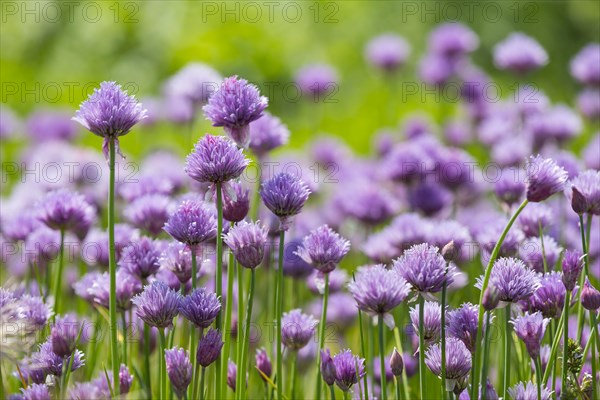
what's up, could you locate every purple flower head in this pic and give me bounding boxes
[118,237,162,279]
[73,81,147,157]
[2,212,41,242]
[409,301,442,343]
[581,278,600,310]
[427,221,472,263]
[295,64,338,98]
[222,182,250,223]
[365,33,411,71]
[223,221,268,269]
[479,258,540,303]
[20,383,50,400]
[320,349,336,386]
[227,360,238,392]
[19,295,52,329]
[517,203,553,238]
[394,243,455,294]
[202,76,268,147]
[163,200,217,246]
[577,88,600,120]
[83,224,138,267]
[185,135,249,183]
[26,109,78,142]
[373,355,393,385]
[362,230,401,264]
[508,381,552,400]
[37,189,95,235]
[522,272,565,319]
[31,341,84,377]
[0,105,19,139]
[281,309,318,351]
[493,33,548,73]
[119,363,134,395]
[248,112,290,157]
[511,311,550,359]
[390,348,404,377]
[408,181,453,216]
[525,155,568,202]
[24,226,60,267]
[164,62,222,105]
[124,194,172,236]
[260,172,310,230]
[332,349,366,392]
[281,239,313,279]
[583,134,600,170]
[73,272,101,303]
[562,250,584,291]
[88,269,142,311]
[119,176,175,202]
[447,303,485,353]
[428,23,479,57]
[565,170,600,215]
[476,219,525,258]
[165,347,192,399]
[570,43,600,85]
[528,105,582,147]
[196,328,223,367]
[520,236,562,273]
[255,348,272,381]
[179,287,221,328]
[132,281,181,328]
[337,183,397,225]
[307,269,348,295]
[50,313,80,358]
[295,225,350,274]
[349,264,411,328]
[425,337,472,383]
[159,242,196,284]
[419,53,456,86]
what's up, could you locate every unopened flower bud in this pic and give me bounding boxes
[482,286,500,311]
[390,348,404,377]
[441,241,457,263]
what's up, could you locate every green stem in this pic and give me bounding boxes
[342,390,349,400]
[480,311,492,400]
[108,138,120,395]
[143,324,152,397]
[53,229,65,316]
[329,383,336,400]
[237,260,244,393]
[276,230,285,400]
[542,312,564,384]
[290,351,297,400]
[378,316,387,400]
[159,329,167,400]
[441,269,448,398]
[191,245,198,290]
[393,327,410,400]
[357,306,370,400]
[472,199,528,399]
[419,295,426,400]
[192,328,204,400]
[199,367,206,400]
[562,290,570,397]
[239,268,256,400]
[535,357,543,400]
[121,312,127,363]
[577,214,590,343]
[591,312,598,400]
[315,273,331,398]
[395,376,401,400]
[539,222,548,272]
[503,306,511,400]
[215,182,224,400]
[222,230,235,399]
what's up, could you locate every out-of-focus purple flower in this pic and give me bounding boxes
[20,383,50,400]
[419,53,456,86]
[222,182,250,223]
[26,109,78,142]
[520,236,562,273]
[88,269,142,311]
[409,301,442,343]
[408,181,452,216]
[427,220,472,263]
[476,219,524,259]
[428,23,478,57]
[516,203,553,237]
[373,354,393,385]
[202,76,268,147]
[119,363,133,395]
[365,33,411,71]
[83,224,138,267]
[581,277,600,310]
[165,347,192,399]
[19,295,52,329]
[394,243,455,294]
[0,105,20,139]
[295,64,338,99]
[508,381,552,400]
[185,134,249,183]
[260,172,310,230]
[320,349,336,386]
[119,176,175,202]
[562,250,584,291]
[227,360,238,392]
[50,314,80,357]
[525,155,568,202]
[24,226,60,267]
[248,112,290,157]
[577,88,600,120]
[159,242,195,284]
[295,225,349,274]
[164,62,222,105]
[118,237,162,279]
[255,348,272,381]
[196,328,223,367]
[570,43,600,85]
[307,269,348,295]
[514,85,549,116]
[332,349,366,392]
[493,33,548,73]
[281,239,313,279]
[179,287,221,328]
[521,272,565,319]
[2,213,41,242]
[444,120,472,147]
[527,105,582,146]
[583,134,600,170]
[425,337,471,384]
[447,303,485,353]
[511,311,550,359]
[281,309,317,351]
[73,81,147,157]
[124,194,172,236]
[73,272,101,303]
[31,341,84,377]
[565,169,600,215]
[224,221,268,269]
[336,183,397,225]
[163,200,217,246]
[362,230,401,264]
[37,189,95,237]
[132,281,181,328]
[478,257,540,303]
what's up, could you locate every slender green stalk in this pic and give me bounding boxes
[199,367,206,400]
[539,223,548,272]
[393,326,410,400]
[290,351,297,399]
[192,328,204,400]
[222,232,236,399]
[159,329,167,400]
[418,295,426,400]
[591,312,598,400]
[239,268,256,400]
[503,306,511,400]
[276,230,285,400]
[471,199,528,399]
[441,267,448,398]
[329,384,336,400]
[535,357,543,400]
[237,260,244,391]
[52,229,65,316]
[576,214,591,342]
[107,138,120,395]
[562,290,570,397]
[215,182,224,400]
[357,305,370,400]
[378,316,388,400]
[342,390,349,400]
[395,376,401,400]
[121,312,128,363]
[315,273,331,398]
[480,311,492,400]
[542,312,565,384]
[143,324,151,397]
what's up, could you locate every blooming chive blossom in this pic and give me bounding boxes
[248,113,290,157]
[50,314,80,357]
[516,203,553,238]
[185,134,249,184]
[179,288,221,328]
[30,341,84,377]
[520,236,562,273]
[349,264,411,328]
[88,269,142,311]
[260,172,310,230]
[163,200,217,246]
[511,311,550,359]
[165,347,192,399]
[332,349,366,392]
[565,169,600,215]
[255,348,272,381]
[124,194,172,236]
[223,221,268,269]
[477,258,540,303]
[202,76,268,147]
[196,328,224,367]
[118,237,162,279]
[446,303,485,353]
[525,155,568,202]
[295,64,339,98]
[72,81,147,158]
[20,383,51,400]
[493,33,548,73]
[365,33,411,71]
[507,382,552,400]
[570,43,600,85]
[409,301,442,343]
[280,309,318,351]
[37,189,95,235]
[561,250,584,291]
[581,278,600,310]
[425,337,471,384]
[295,225,350,274]
[160,242,195,284]
[132,281,181,328]
[19,296,52,329]
[522,272,566,319]
[393,243,455,293]
[119,364,134,395]
[428,23,479,57]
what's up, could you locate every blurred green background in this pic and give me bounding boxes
[1,0,599,155]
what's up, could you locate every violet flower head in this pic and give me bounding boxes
[408,181,453,217]
[281,309,318,351]
[222,182,250,223]
[566,169,600,215]
[185,134,249,183]
[425,337,472,383]
[365,33,411,71]
[281,239,313,279]
[516,203,553,238]
[522,272,565,319]
[512,311,550,359]
[428,23,479,57]
[124,194,172,236]
[349,264,411,328]
[419,53,456,86]
[31,341,84,377]
[202,76,268,147]
[525,155,568,202]
[37,189,95,235]
[493,33,548,74]
[20,383,50,400]
[179,287,221,328]
[393,243,455,294]
[88,269,142,311]
[260,172,310,230]
[50,313,80,358]
[320,349,336,386]
[332,349,366,392]
[562,250,584,291]
[527,105,582,146]
[119,363,134,395]
[570,43,600,85]
[160,242,195,284]
[72,81,147,157]
[479,258,540,303]
[118,237,162,279]
[295,225,350,274]
[196,328,223,367]
[248,112,290,157]
[577,88,600,120]
[163,62,222,105]
[26,109,78,142]
[132,281,181,328]
[163,200,217,246]
[581,277,600,310]
[165,347,192,399]
[508,382,552,400]
[19,295,52,330]
[227,360,238,392]
[223,220,268,269]
[255,348,272,381]
[520,236,562,273]
[409,301,442,343]
[447,303,483,353]
[295,64,338,98]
